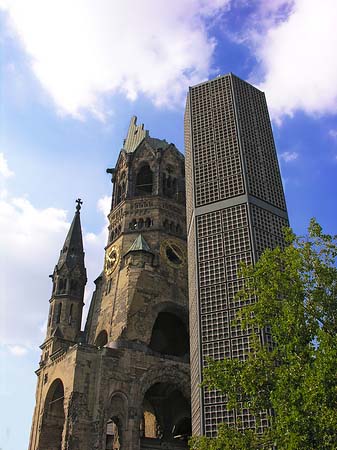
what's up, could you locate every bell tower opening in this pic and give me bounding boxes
[116,171,127,205]
[135,165,153,196]
[39,379,65,450]
[149,312,189,357]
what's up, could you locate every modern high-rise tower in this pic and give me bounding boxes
[184,74,289,436]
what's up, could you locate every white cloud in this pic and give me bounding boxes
[254,0,337,121]
[97,195,111,217]
[0,193,108,348]
[329,129,337,140]
[2,0,336,123]
[0,153,14,178]
[280,151,298,162]
[0,0,230,119]
[8,345,28,356]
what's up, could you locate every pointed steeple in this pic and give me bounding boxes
[45,199,87,343]
[126,234,152,254]
[57,198,85,270]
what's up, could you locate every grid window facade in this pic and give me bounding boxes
[185,73,289,438]
[204,405,235,437]
[195,204,256,435]
[200,284,227,314]
[250,204,289,257]
[231,75,287,211]
[201,310,230,342]
[187,217,203,435]
[189,76,245,207]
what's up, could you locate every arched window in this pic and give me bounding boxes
[95,330,108,347]
[149,312,189,357]
[39,379,65,450]
[135,165,153,196]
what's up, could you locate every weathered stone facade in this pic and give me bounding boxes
[29,117,191,450]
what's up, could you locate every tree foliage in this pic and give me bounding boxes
[190,220,337,450]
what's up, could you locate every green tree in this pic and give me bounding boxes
[190,220,337,450]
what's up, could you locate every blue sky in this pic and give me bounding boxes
[1,1,337,448]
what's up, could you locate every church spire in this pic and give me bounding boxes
[57,198,85,270]
[45,199,87,342]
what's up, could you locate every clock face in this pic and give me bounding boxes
[160,239,186,269]
[105,246,119,275]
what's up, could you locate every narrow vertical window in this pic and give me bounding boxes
[48,305,53,327]
[56,303,62,324]
[68,304,73,325]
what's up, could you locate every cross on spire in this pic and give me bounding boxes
[76,198,83,212]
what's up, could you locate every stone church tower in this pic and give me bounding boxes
[29,117,191,450]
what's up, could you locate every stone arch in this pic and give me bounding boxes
[95,329,108,347]
[138,365,190,404]
[39,379,65,450]
[137,371,191,445]
[105,392,128,450]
